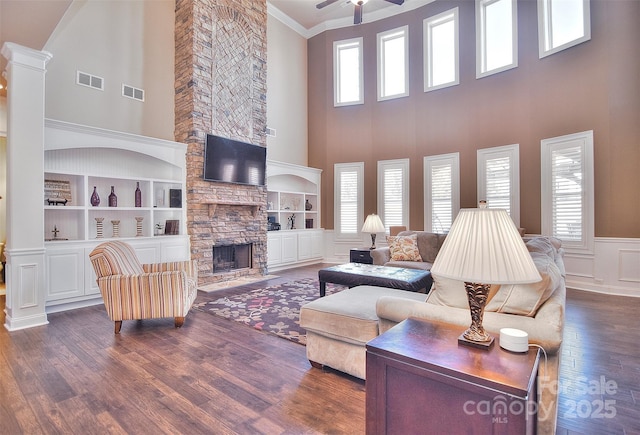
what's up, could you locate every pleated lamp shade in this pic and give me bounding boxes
[431,208,541,285]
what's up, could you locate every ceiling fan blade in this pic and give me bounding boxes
[354,3,363,24]
[316,0,340,9]
[384,0,405,5]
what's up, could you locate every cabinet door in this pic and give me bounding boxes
[281,233,298,264]
[298,232,312,260]
[267,233,283,266]
[311,230,324,259]
[46,247,84,301]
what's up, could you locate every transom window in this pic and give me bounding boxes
[377,26,409,101]
[538,0,591,58]
[334,38,364,106]
[476,0,518,78]
[424,8,459,92]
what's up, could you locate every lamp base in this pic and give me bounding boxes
[458,333,495,350]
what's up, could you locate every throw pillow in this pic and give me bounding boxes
[485,251,562,317]
[388,234,422,262]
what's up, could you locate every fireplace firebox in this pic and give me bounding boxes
[213,243,252,273]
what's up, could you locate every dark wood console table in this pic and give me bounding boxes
[366,318,539,434]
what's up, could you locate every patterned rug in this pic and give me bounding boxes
[191,278,346,345]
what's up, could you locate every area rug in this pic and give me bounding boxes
[191,278,346,345]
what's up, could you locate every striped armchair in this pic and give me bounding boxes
[89,241,198,334]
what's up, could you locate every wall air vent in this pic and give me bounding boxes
[122,84,145,102]
[76,71,104,90]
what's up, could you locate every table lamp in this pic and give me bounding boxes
[430,208,541,349]
[361,213,385,249]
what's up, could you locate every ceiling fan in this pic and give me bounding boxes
[316,0,405,25]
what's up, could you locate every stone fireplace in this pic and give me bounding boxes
[174,0,268,285]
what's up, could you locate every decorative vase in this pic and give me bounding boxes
[135,182,142,207]
[90,186,100,206]
[135,216,144,237]
[108,186,117,207]
[305,199,312,211]
[111,220,120,238]
[95,217,104,238]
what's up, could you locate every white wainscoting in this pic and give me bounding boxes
[322,231,640,297]
[564,237,640,297]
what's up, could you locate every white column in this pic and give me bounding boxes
[1,42,52,330]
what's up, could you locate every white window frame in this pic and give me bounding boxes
[334,162,364,240]
[477,144,520,227]
[377,26,409,101]
[334,38,364,107]
[541,130,594,253]
[538,0,591,58]
[476,0,518,79]
[377,159,410,232]
[424,153,460,233]
[424,8,459,92]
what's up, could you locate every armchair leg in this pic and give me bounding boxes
[114,321,122,334]
[174,317,185,328]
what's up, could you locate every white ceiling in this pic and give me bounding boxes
[269,0,434,38]
[0,0,434,96]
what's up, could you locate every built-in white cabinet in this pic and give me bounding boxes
[43,120,190,312]
[266,160,323,271]
[267,229,324,271]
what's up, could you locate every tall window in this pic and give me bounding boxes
[541,131,594,253]
[377,26,409,101]
[424,153,460,233]
[477,144,520,226]
[335,162,364,239]
[424,8,459,92]
[538,0,591,58]
[476,0,518,78]
[378,159,410,232]
[334,38,364,106]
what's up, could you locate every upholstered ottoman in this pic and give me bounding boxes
[300,285,427,379]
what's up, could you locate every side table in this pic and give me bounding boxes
[350,247,373,264]
[366,318,539,434]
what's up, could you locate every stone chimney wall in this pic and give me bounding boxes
[175,0,268,285]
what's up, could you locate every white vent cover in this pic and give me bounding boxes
[122,84,145,102]
[266,126,276,137]
[76,71,104,90]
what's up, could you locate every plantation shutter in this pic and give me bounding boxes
[383,166,404,230]
[339,170,359,234]
[551,145,583,241]
[485,156,511,214]
[431,162,453,232]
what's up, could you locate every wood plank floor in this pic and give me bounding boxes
[1,264,639,434]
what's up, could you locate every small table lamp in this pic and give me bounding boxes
[361,213,385,249]
[430,208,541,349]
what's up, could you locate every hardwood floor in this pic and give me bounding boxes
[1,264,638,434]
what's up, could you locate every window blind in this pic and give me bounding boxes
[383,167,404,230]
[485,156,511,214]
[551,145,583,241]
[431,163,453,232]
[339,170,359,234]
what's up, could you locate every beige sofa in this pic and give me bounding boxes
[300,236,565,434]
[370,230,446,270]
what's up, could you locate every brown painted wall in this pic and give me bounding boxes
[308,0,640,238]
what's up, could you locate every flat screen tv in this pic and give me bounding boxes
[203,134,267,186]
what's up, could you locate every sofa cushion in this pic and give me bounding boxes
[385,260,433,271]
[485,251,562,317]
[426,274,471,309]
[388,234,423,262]
[300,286,426,344]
